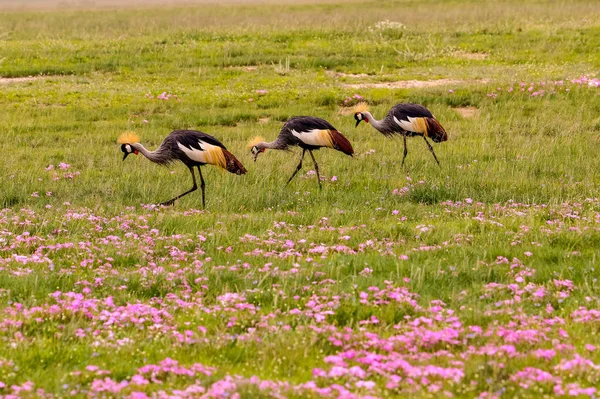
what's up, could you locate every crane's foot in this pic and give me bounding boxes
[160,199,176,207]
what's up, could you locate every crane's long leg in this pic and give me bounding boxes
[401,132,408,168]
[197,166,206,209]
[423,136,441,167]
[161,167,197,206]
[308,150,322,190]
[286,149,306,186]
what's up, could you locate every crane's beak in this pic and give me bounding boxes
[355,120,361,128]
[122,152,130,161]
[253,153,259,162]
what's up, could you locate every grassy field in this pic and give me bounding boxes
[1,0,600,397]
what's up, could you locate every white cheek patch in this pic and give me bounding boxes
[125,144,132,152]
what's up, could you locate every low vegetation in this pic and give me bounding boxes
[1,0,600,397]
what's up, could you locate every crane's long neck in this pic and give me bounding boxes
[131,143,170,165]
[363,111,387,133]
[259,137,288,151]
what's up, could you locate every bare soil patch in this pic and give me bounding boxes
[343,78,489,89]
[0,76,47,85]
[0,0,356,10]
[326,71,371,79]
[226,66,259,72]
[454,106,479,118]
[452,51,489,61]
[338,108,354,116]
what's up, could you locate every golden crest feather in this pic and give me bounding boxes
[247,136,265,149]
[117,131,140,145]
[353,102,369,113]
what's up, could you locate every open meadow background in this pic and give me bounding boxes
[1,0,600,397]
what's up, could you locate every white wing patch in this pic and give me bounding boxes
[291,129,333,148]
[393,116,427,133]
[177,140,226,168]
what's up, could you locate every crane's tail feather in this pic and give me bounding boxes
[329,130,354,156]
[425,118,448,143]
[222,149,247,175]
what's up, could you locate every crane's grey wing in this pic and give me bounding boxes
[389,104,447,142]
[283,116,353,155]
[282,116,334,147]
[390,104,435,120]
[170,130,228,150]
[168,130,233,168]
[284,116,337,132]
[388,104,435,134]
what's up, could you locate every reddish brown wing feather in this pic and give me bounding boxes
[329,130,354,156]
[222,149,247,175]
[425,118,448,143]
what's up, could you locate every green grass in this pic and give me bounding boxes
[1,0,600,397]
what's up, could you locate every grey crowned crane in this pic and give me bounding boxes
[249,116,354,188]
[353,102,447,167]
[118,130,246,208]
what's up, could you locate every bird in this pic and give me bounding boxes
[249,116,354,189]
[353,102,447,167]
[118,130,246,208]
